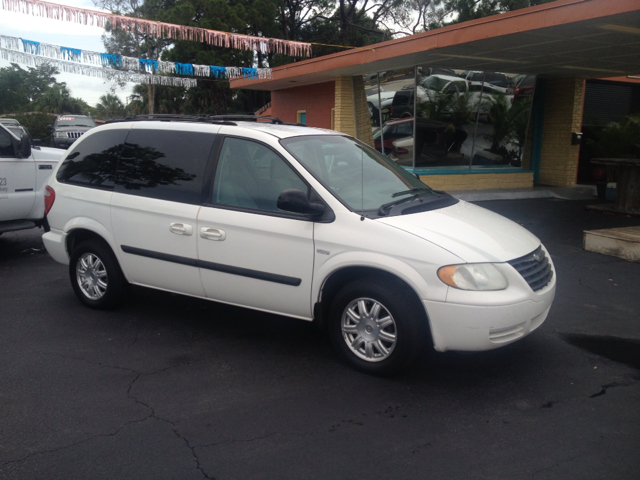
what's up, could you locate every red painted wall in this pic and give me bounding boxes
[271,82,335,128]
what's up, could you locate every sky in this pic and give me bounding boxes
[0,0,134,107]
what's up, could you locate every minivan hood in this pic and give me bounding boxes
[379,200,540,263]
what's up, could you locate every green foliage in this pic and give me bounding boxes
[93,94,127,120]
[486,94,532,161]
[0,63,59,114]
[417,89,474,127]
[11,112,57,144]
[587,115,640,159]
[442,0,556,24]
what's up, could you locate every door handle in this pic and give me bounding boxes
[169,223,193,236]
[200,227,226,241]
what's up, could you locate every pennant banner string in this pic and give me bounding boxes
[0,0,311,57]
[0,34,273,80]
[0,46,199,87]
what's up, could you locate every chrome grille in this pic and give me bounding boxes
[508,246,553,292]
[67,131,84,139]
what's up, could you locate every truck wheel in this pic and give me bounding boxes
[328,277,427,375]
[69,240,127,309]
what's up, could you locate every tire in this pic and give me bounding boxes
[328,277,428,375]
[69,239,128,309]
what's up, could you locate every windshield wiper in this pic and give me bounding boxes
[391,187,431,198]
[378,189,432,216]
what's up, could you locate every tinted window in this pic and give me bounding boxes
[56,129,128,188]
[212,137,308,212]
[0,128,13,157]
[115,129,215,205]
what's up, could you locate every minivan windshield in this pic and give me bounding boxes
[281,135,442,216]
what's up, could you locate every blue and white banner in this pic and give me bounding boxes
[0,34,272,80]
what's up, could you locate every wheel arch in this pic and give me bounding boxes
[64,219,118,261]
[314,265,431,338]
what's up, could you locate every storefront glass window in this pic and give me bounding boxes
[364,66,536,171]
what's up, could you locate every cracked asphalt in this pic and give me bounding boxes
[1,198,639,479]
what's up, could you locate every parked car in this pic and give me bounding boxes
[0,123,64,234]
[42,115,556,375]
[367,89,396,125]
[48,114,97,149]
[459,71,511,88]
[512,74,536,101]
[390,74,514,119]
[401,67,458,90]
[387,119,468,166]
[373,117,415,154]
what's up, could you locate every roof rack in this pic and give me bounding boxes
[105,114,309,127]
[105,114,235,125]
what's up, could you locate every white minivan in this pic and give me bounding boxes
[42,116,555,374]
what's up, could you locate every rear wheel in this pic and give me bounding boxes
[329,277,427,375]
[69,239,127,309]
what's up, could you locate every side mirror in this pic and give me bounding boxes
[32,139,42,147]
[16,134,31,158]
[47,125,54,131]
[277,189,325,217]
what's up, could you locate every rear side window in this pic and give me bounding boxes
[115,129,215,205]
[56,129,128,189]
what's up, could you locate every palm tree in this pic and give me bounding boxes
[94,93,126,120]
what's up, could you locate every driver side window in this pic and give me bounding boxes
[212,137,308,212]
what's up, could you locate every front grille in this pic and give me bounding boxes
[67,131,84,139]
[508,246,553,292]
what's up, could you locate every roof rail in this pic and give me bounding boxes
[105,114,237,125]
[105,113,309,127]
[203,115,308,126]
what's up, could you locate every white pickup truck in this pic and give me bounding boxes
[0,122,64,234]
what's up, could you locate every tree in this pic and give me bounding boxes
[0,63,59,114]
[94,93,127,120]
[441,0,555,24]
[94,0,173,113]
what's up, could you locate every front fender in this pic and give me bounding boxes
[312,250,449,306]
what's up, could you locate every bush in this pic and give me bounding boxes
[12,113,56,145]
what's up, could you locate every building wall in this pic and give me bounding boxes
[420,172,534,191]
[539,78,585,186]
[334,76,374,148]
[270,82,335,128]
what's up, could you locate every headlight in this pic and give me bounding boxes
[438,263,508,291]
[54,132,67,138]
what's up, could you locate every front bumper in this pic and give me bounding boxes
[424,275,556,352]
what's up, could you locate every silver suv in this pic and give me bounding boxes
[42,115,555,374]
[48,114,96,149]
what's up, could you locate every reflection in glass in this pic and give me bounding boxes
[57,130,129,188]
[117,144,196,191]
[370,65,536,171]
[114,130,213,205]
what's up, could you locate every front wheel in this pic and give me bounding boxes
[328,278,428,375]
[69,239,128,309]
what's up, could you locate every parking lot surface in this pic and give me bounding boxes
[1,198,639,479]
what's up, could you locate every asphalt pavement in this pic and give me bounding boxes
[1,194,639,479]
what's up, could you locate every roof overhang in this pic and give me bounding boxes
[231,0,640,91]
